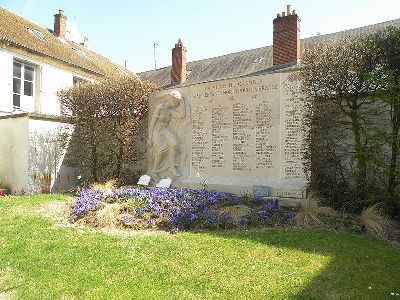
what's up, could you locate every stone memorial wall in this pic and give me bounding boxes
[148,70,307,199]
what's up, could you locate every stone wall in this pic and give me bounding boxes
[147,69,308,198]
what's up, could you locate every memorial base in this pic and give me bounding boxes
[178,177,307,205]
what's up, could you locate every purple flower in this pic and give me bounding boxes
[70,186,288,230]
[70,189,103,218]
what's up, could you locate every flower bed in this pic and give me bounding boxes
[69,187,296,231]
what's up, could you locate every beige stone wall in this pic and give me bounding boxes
[148,70,308,198]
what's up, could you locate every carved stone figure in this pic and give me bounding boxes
[148,91,186,182]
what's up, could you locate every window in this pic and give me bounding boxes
[13,61,35,109]
[73,48,90,60]
[27,28,47,42]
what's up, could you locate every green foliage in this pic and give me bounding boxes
[301,27,400,216]
[58,76,159,184]
[368,26,400,214]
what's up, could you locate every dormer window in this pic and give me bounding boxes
[73,48,90,60]
[27,27,47,42]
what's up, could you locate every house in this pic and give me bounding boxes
[139,6,400,199]
[0,7,135,193]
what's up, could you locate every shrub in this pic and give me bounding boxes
[301,27,400,216]
[59,76,159,184]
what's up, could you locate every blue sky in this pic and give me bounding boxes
[1,0,399,72]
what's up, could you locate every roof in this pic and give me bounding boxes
[0,7,135,78]
[139,18,400,87]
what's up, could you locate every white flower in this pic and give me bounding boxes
[77,175,82,180]
[196,173,200,178]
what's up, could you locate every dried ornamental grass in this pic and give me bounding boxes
[91,179,118,194]
[360,203,394,239]
[94,203,122,228]
[295,192,337,228]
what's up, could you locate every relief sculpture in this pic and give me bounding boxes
[148,91,186,182]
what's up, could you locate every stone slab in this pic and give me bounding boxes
[156,178,172,188]
[148,71,308,198]
[137,175,151,186]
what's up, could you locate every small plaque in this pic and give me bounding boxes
[156,178,172,188]
[275,189,304,199]
[253,185,271,198]
[137,175,151,186]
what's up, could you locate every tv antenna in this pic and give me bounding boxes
[153,42,158,70]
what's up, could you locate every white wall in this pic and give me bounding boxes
[0,48,91,116]
[0,50,13,114]
[0,116,77,193]
[0,116,29,191]
[39,64,74,115]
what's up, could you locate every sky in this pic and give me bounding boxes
[1,0,399,73]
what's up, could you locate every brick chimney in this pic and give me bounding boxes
[54,9,67,38]
[273,5,301,66]
[171,38,187,84]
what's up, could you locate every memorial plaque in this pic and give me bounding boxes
[189,76,281,180]
[253,185,271,198]
[148,71,307,199]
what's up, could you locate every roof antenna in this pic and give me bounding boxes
[153,42,158,70]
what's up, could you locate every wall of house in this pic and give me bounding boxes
[0,115,77,194]
[0,48,88,193]
[0,116,29,192]
[28,118,77,193]
[40,64,74,115]
[0,50,13,114]
[0,48,89,116]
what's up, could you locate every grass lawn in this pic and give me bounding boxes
[0,195,399,300]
